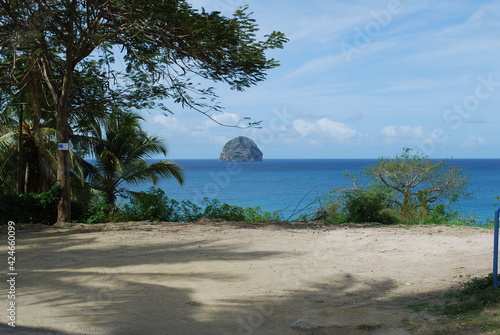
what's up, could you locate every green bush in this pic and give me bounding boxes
[202,198,246,221]
[343,188,398,224]
[82,187,282,223]
[307,201,347,223]
[0,184,62,224]
[123,187,202,222]
[242,206,281,222]
[312,187,398,224]
[311,149,471,225]
[70,200,88,223]
[123,190,281,222]
[86,195,116,223]
[123,188,175,221]
[313,176,473,225]
[409,203,455,225]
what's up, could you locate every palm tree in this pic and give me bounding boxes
[0,60,108,196]
[0,105,58,194]
[81,109,184,207]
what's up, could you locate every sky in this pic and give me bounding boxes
[140,0,500,159]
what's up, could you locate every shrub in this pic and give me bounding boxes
[242,206,281,222]
[408,203,454,225]
[202,198,246,221]
[86,195,116,223]
[84,187,283,223]
[312,187,398,224]
[123,187,202,222]
[70,200,88,223]
[308,201,346,223]
[124,188,175,221]
[0,184,62,224]
[175,200,204,222]
[122,190,283,222]
[343,188,398,224]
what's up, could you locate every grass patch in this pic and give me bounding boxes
[442,274,500,315]
[407,274,500,334]
[408,302,444,314]
[430,310,500,335]
[356,324,382,331]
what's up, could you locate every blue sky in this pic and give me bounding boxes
[141,0,500,159]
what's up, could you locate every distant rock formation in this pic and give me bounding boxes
[219,136,263,162]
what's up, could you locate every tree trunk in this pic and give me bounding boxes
[17,104,25,195]
[56,108,71,223]
[56,54,74,223]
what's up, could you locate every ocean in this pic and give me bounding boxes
[128,159,500,224]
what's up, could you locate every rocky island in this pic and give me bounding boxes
[219,136,263,162]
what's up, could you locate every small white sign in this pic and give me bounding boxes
[58,143,69,151]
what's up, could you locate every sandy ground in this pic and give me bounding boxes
[0,221,494,335]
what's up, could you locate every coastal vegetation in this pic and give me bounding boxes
[0,148,485,227]
[0,0,287,222]
[85,187,280,224]
[407,274,500,334]
[0,2,483,228]
[309,148,472,226]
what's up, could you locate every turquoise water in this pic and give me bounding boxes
[128,159,500,223]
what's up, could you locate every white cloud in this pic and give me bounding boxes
[293,118,363,141]
[380,125,397,137]
[380,125,435,145]
[381,125,424,138]
[461,135,488,148]
[151,114,232,145]
[380,125,452,150]
[154,112,243,133]
[153,115,189,133]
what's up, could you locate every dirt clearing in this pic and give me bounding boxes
[0,221,493,334]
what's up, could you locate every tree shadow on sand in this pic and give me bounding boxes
[1,226,490,335]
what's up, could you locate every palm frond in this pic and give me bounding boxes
[121,160,184,186]
[80,108,184,205]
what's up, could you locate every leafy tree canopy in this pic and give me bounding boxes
[0,0,287,222]
[0,0,287,113]
[364,148,469,219]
